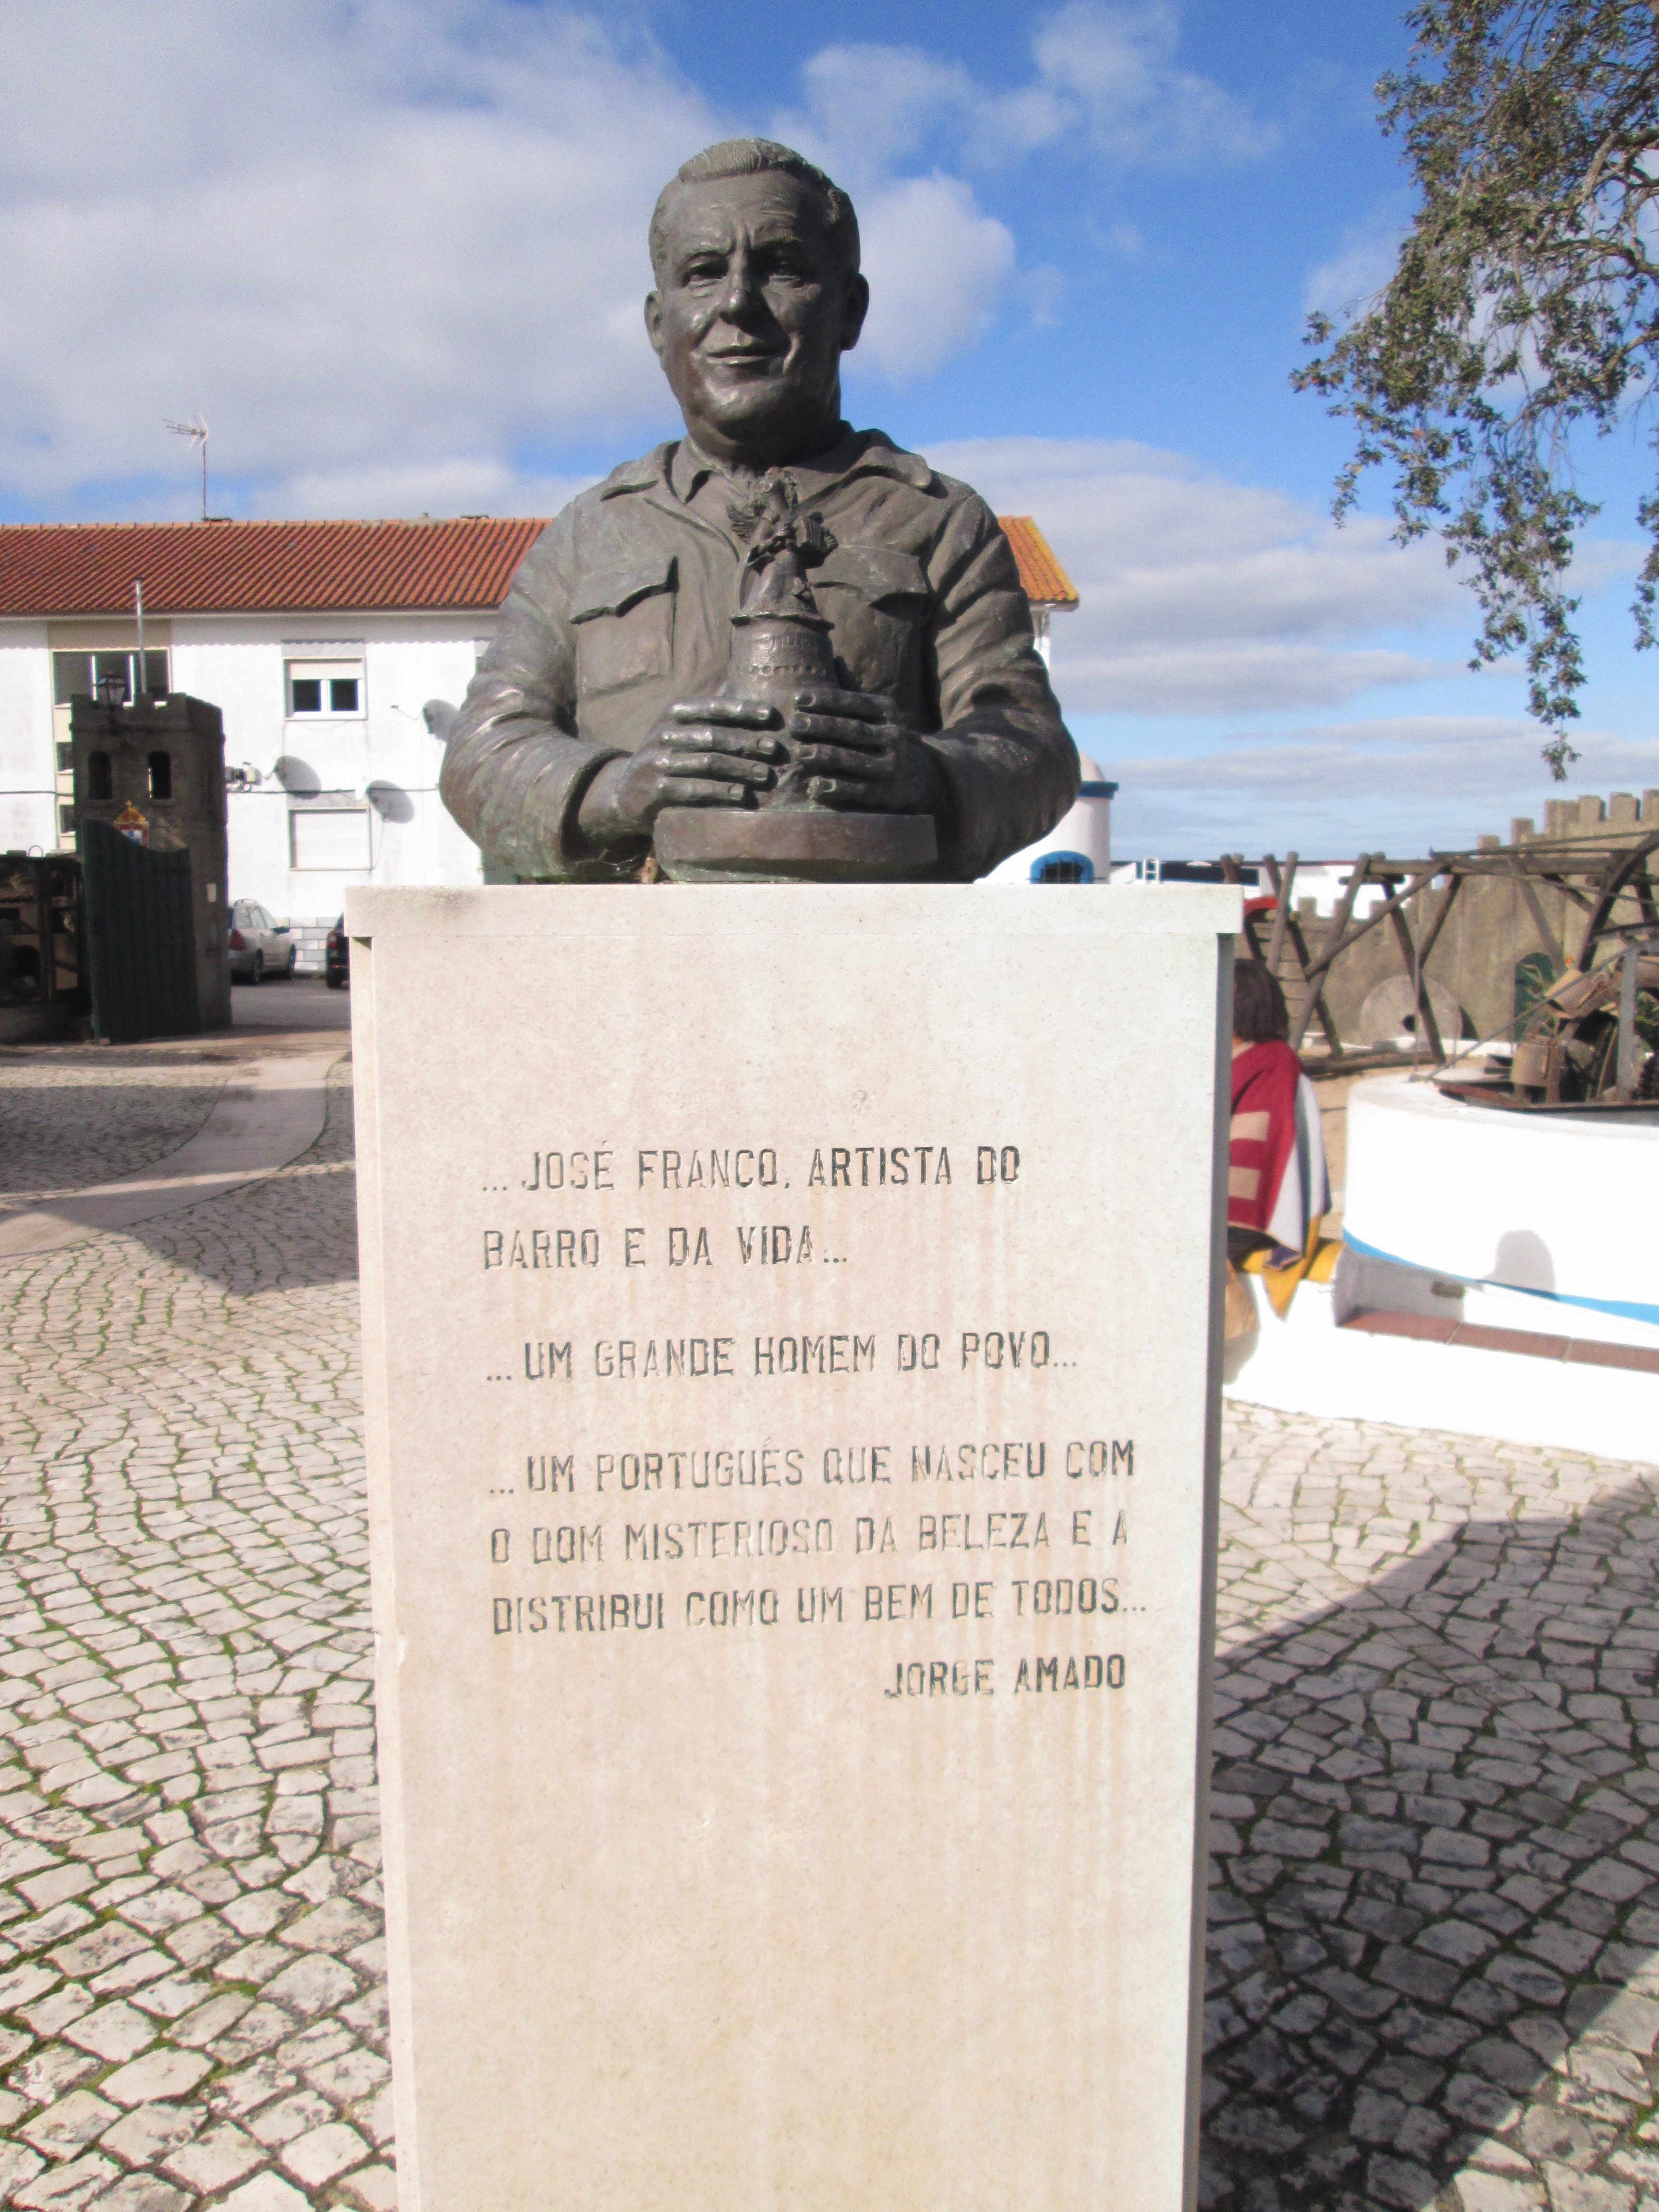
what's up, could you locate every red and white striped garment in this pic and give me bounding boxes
[1229,1041,1329,1254]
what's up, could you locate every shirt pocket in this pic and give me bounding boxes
[812,544,929,702]
[571,555,677,697]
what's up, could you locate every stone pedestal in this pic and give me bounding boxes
[348,882,1238,2212]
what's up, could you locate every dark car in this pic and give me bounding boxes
[228,901,295,983]
[325,914,349,989]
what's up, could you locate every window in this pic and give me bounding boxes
[1031,852,1094,884]
[286,658,365,717]
[51,650,168,705]
[94,652,130,704]
[147,751,172,801]
[58,804,74,835]
[56,742,72,772]
[87,751,112,803]
[290,808,371,869]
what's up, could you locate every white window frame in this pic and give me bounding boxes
[284,647,366,720]
[52,649,170,706]
[289,796,372,871]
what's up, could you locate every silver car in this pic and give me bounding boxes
[228,900,296,983]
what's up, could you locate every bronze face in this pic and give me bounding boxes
[645,171,869,472]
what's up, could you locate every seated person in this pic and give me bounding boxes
[1228,962,1329,1267]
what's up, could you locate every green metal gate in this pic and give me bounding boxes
[81,817,200,1044]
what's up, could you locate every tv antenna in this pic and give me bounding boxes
[164,416,210,520]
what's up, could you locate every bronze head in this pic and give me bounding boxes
[645,140,869,474]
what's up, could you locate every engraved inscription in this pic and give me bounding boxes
[470,1132,1143,1698]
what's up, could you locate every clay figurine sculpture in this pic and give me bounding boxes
[441,137,1079,884]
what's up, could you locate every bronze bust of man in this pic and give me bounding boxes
[442,138,1079,883]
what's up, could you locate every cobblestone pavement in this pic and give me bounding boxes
[0,1064,229,1205]
[1208,1410,1659,2212]
[0,1058,381,2212]
[1,1052,1658,2212]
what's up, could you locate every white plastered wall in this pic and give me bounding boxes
[0,623,55,853]
[173,613,493,922]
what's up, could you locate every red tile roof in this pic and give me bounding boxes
[0,517,544,618]
[0,512,1079,616]
[999,517,1078,608]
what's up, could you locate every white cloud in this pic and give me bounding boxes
[1020,265,1068,330]
[0,2,1278,519]
[1567,538,1646,595]
[928,435,1466,713]
[854,179,1017,382]
[271,461,596,525]
[773,3,1274,385]
[781,8,1275,180]
[0,1,714,516]
[1078,644,1454,715]
[1094,715,1659,859]
[925,433,1657,856]
[1303,222,1403,322]
[1125,717,1538,797]
[785,46,980,182]
[1022,2,1278,168]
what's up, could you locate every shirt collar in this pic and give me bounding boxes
[660,424,936,506]
[666,433,735,505]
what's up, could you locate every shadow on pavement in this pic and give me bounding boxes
[0,1059,361,1295]
[0,1076,231,1201]
[124,1056,360,1293]
[1201,1477,1659,2210]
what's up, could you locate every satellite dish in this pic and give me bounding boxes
[365,780,414,823]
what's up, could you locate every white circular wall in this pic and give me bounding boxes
[1345,1073,1659,1331]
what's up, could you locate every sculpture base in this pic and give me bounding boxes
[346,881,1231,2212]
[653,807,938,884]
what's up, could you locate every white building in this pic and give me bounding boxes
[0,517,538,950]
[0,511,1086,938]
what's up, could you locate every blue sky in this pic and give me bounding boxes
[2,0,1653,856]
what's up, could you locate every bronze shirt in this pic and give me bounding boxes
[441,426,1080,882]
